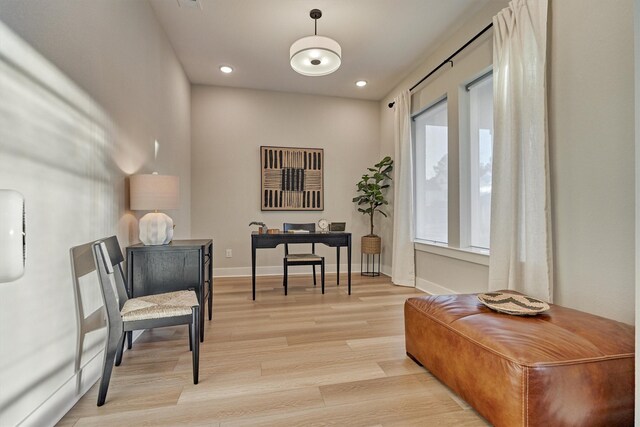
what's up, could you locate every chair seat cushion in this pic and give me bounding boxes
[285,253,323,262]
[121,290,198,322]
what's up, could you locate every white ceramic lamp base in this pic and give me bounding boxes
[139,212,174,245]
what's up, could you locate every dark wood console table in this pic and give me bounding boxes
[126,239,213,344]
[251,232,351,300]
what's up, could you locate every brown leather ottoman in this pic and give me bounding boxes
[404,292,634,427]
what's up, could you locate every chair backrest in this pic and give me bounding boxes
[70,236,128,330]
[283,223,316,255]
[70,238,108,372]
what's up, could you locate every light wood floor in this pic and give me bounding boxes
[58,274,489,426]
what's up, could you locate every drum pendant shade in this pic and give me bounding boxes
[290,9,341,77]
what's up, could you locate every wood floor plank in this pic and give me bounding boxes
[219,393,463,427]
[346,334,405,349]
[178,360,386,402]
[382,410,491,427]
[58,274,489,426]
[377,358,428,376]
[74,387,324,427]
[319,374,432,406]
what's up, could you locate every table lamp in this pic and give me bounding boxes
[130,173,179,245]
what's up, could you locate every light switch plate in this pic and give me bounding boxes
[0,190,25,282]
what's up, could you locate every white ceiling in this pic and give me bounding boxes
[149,0,491,101]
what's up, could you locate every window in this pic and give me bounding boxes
[414,99,448,243]
[412,70,493,258]
[468,74,493,249]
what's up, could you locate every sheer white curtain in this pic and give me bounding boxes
[489,0,553,301]
[391,90,415,287]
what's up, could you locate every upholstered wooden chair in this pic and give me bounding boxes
[70,236,200,406]
[282,223,325,295]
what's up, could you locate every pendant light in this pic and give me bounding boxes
[290,9,341,76]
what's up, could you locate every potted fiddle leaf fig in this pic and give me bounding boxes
[352,156,393,256]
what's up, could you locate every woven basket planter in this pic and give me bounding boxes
[361,235,381,254]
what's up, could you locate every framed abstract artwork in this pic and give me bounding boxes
[260,146,324,211]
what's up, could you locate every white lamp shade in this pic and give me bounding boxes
[290,35,341,76]
[130,174,179,245]
[130,174,179,211]
[139,212,174,245]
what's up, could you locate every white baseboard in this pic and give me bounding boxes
[415,277,457,295]
[381,264,392,277]
[214,263,361,278]
[20,350,103,427]
[22,330,144,427]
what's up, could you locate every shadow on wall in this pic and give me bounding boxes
[0,21,116,426]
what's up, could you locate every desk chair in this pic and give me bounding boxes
[71,236,200,406]
[282,223,325,295]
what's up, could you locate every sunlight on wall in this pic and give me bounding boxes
[0,21,116,425]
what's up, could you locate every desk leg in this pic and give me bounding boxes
[336,247,340,285]
[208,281,213,320]
[252,244,257,301]
[208,244,213,320]
[347,235,352,295]
[199,256,205,343]
[125,255,133,349]
[199,303,204,342]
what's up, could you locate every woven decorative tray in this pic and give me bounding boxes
[477,292,550,316]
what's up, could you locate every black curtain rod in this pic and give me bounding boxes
[388,22,494,109]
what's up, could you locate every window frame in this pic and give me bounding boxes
[410,67,493,263]
[412,96,449,245]
[460,69,493,252]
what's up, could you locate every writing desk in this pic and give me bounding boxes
[251,231,352,300]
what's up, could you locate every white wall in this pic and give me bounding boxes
[548,0,635,324]
[190,85,381,276]
[0,1,191,425]
[380,0,636,325]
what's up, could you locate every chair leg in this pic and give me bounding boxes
[191,306,200,385]
[97,328,122,406]
[321,260,325,294]
[75,330,85,375]
[284,260,288,295]
[189,324,193,351]
[114,332,126,366]
[312,265,317,286]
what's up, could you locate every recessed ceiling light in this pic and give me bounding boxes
[355,80,367,87]
[220,66,233,74]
